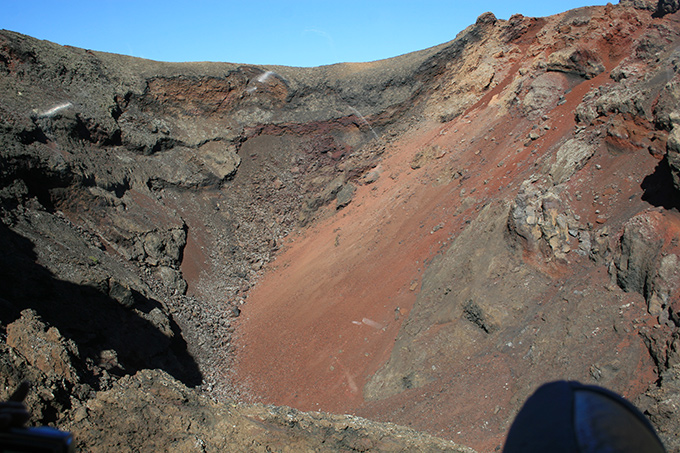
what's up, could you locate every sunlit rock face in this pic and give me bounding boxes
[1,1,680,451]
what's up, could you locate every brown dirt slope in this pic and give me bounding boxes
[234,2,680,452]
[0,1,679,452]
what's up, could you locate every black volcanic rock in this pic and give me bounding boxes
[1,1,680,451]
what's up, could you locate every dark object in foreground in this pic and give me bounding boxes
[503,381,665,452]
[0,427,74,453]
[0,382,73,453]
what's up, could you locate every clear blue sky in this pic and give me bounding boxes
[3,1,612,67]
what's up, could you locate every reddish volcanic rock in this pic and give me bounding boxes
[233,3,680,451]
[1,1,680,452]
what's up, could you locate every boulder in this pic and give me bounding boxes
[107,278,135,308]
[666,122,680,191]
[549,138,597,184]
[546,47,605,79]
[198,141,241,180]
[615,214,664,300]
[476,12,497,25]
[6,309,79,383]
[655,0,680,16]
[522,73,570,117]
[652,81,680,131]
[613,212,680,323]
[336,183,356,209]
[507,179,576,260]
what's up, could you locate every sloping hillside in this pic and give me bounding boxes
[0,0,679,451]
[235,2,680,451]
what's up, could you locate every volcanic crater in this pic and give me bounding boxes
[1,1,680,451]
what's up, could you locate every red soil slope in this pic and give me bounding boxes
[234,4,680,451]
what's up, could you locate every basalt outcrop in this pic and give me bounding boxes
[1,1,680,452]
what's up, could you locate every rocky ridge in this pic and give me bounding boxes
[0,1,679,452]
[0,15,480,451]
[234,2,680,451]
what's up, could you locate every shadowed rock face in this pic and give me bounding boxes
[1,1,680,452]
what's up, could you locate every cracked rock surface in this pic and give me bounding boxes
[1,1,680,452]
